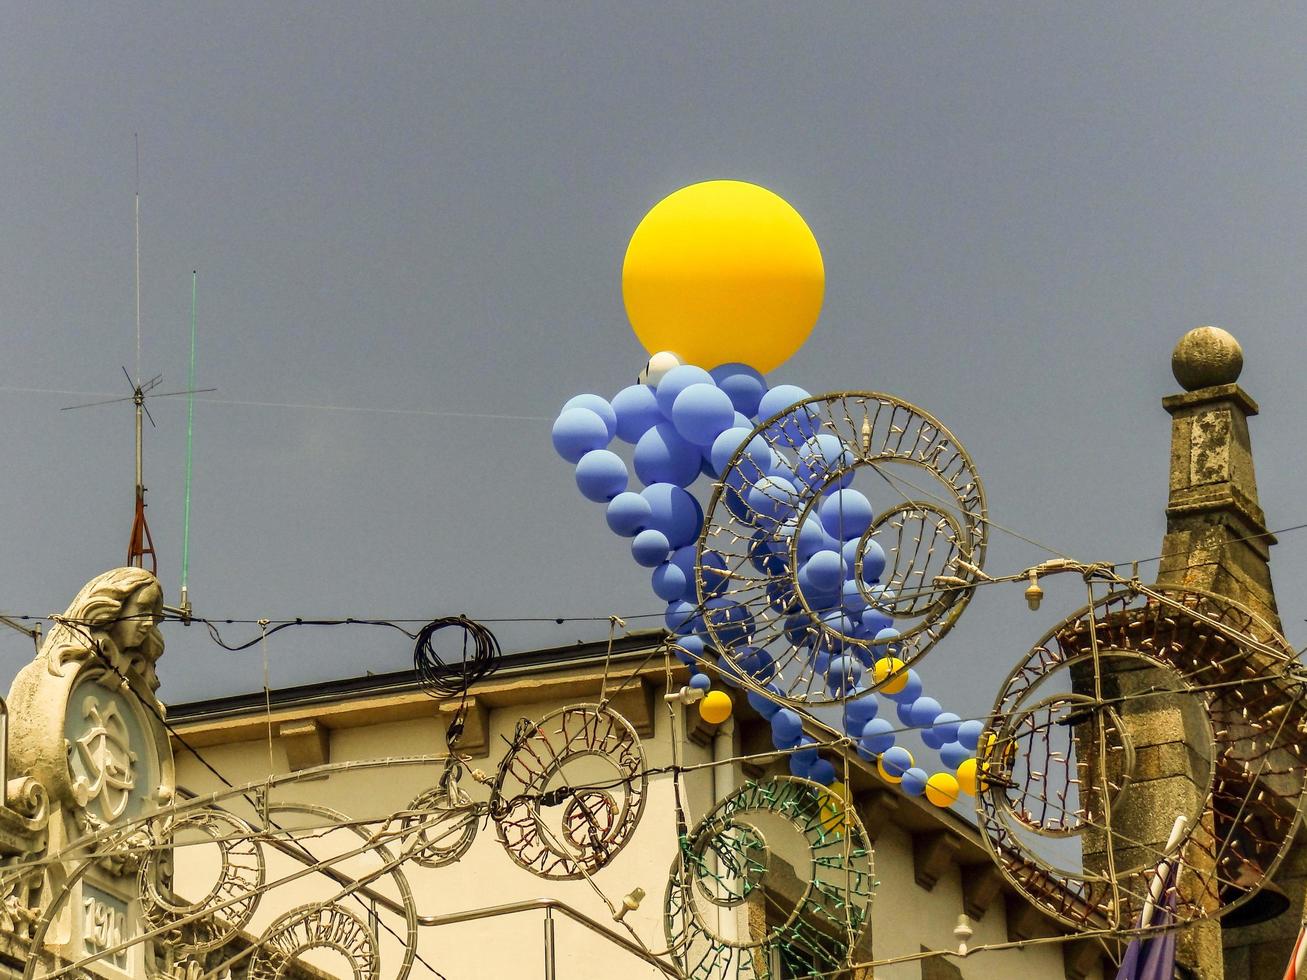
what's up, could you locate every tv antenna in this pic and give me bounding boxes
[61,141,213,612]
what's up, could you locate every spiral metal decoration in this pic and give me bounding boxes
[699,392,986,704]
[400,783,480,868]
[137,809,266,957]
[977,584,1307,932]
[413,616,502,700]
[248,903,379,980]
[492,703,647,879]
[665,776,873,979]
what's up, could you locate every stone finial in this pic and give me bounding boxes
[1171,326,1244,391]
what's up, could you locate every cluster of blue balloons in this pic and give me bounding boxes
[734,655,979,792]
[844,673,980,798]
[551,359,975,797]
[552,360,777,676]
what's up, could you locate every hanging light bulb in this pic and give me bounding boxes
[1024,569,1044,612]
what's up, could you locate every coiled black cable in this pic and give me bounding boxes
[413,615,502,700]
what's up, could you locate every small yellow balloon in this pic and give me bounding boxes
[877,749,912,784]
[622,180,824,374]
[698,690,733,725]
[925,773,960,808]
[819,780,851,833]
[956,758,978,796]
[872,657,908,695]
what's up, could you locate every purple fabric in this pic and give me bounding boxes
[1115,868,1178,980]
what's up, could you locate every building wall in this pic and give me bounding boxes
[170,658,1102,980]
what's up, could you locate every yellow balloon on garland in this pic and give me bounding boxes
[698,690,733,725]
[872,656,908,694]
[955,758,978,796]
[622,180,825,374]
[877,749,912,784]
[819,780,851,833]
[925,773,960,808]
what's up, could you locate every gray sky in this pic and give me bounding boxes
[3,4,1306,728]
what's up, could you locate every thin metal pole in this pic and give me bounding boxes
[543,906,557,980]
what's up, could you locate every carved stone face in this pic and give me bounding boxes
[109,583,162,653]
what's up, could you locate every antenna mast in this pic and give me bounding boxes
[127,135,156,573]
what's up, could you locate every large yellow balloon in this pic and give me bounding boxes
[622,180,824,374]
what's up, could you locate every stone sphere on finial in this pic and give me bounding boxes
[1172,326,1243,391]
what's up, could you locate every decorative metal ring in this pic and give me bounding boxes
[400,783,479,869]
[248,903,379,980]
[977,584,1307,932]
[700,392,987,705]
[137,808,265,956]
[665,776,873,978]
[492,703,647,880]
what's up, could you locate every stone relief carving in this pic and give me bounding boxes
[7,568,173,826]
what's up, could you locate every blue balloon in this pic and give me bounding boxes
[745,475,800,525]
[819,609,855,648]
[757,383,811,423]
[784,612,815,646]
[887,668,922,705]
[860,606,893,637]
[606,491,652,537]
[736,433,778,485]
[826,655,862,695]
[900,767,928,797]
[672,383,736,447]
[552,407,611,463]
[792,736,818,769]
[819,489,875,542]
[641,483,703,548]
[671,645,697,668]
[767,581,799,615]
[655,365,714,419]
[709,427,755,478]
[651,561,692,602]
[666,545,727,596]
[633,422,701,488]
[843,696,879,736]
[804,550,846,592]
[744,648,776,683]
[710,363,767,418]
[797,518,839,562]
[808,758,837,786]
[747,687,781,719]
[897,700,918,727]
[771,708,803,748]
[880,746,913,780]
[932,712,961,744]
[940,740,973,769]
[911,697,943,729]
[860,717,895,755]
[632,528,671,567]
[840,579,868,616]
[672,632,707,667]
[664,599,701,634]
[858,540,887,584]
[575,449,628,502]
[562,394,617,441]
[796,568,840,612]
[873,626,903,658]
[757,384,817,446]
[703,597,753,647]
[750,531,788,576]
[611,384,662,444]
[689,672,711,691]
[921,727,947,750]
[795,433,855,492]
[957,720,984,751]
